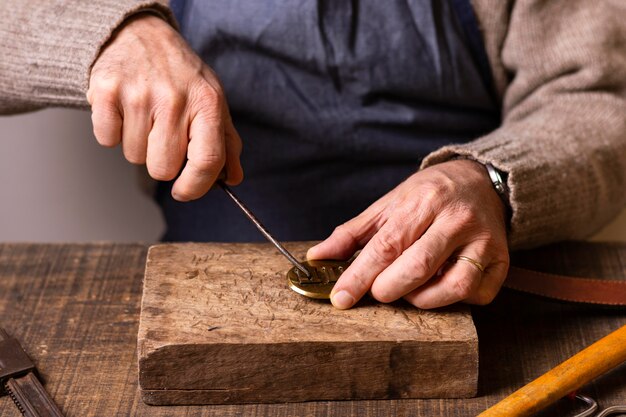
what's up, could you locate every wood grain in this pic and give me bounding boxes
[138,242,478,404]
[0,242,624,416]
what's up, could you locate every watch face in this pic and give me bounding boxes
[287,259,351,299]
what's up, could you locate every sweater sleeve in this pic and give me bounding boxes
[0,0,176,114]
[421,0,626,249]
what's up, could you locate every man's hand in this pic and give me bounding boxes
[87,14,243,201]
[307,159,509,309]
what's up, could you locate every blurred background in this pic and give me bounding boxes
[0,108,625,243]
[0,109,164,242]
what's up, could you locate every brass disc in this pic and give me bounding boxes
[287,259,351,299]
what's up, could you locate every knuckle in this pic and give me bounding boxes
[430,174,456,195]
[155,86,186,112]
[89,78,121,103]
[419,188,446,213]
[399,198,421,217]
[370,233,403,264]
[411,249,437,277]
[419,186,440,207]
[125,89,149,112]
[200,83,222,102]
[349,273,372,295]
[419,175,457,207]
[190,153,224,174]
[194,85,224,116]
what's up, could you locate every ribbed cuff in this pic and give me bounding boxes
[0,1,176,113]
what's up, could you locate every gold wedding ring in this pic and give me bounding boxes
[454,255,485,273]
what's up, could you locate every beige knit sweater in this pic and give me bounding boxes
[1,0,624,249]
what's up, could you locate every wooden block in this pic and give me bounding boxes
[138,243,478,405]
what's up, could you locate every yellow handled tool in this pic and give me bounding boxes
[479,324,626,417]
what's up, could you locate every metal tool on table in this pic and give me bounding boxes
[573,394,626,417]
[0,327,64,417]
[218,181,351,299]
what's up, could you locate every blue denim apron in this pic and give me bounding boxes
[158,0,499,241]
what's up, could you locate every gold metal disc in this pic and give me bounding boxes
[287,259,351,299]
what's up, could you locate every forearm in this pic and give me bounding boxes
[422,0,626,249]
[0,0,175,114]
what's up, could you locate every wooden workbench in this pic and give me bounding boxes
[0,242,625,416]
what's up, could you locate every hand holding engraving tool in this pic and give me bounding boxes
[88,14,243,202]
[218,181,351,299]
[0,328,64,417]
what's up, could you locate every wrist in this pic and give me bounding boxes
[448,158,510,225]
[449,156,509,204]
[99,13,173,56]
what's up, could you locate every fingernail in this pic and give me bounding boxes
[331,290,355,309]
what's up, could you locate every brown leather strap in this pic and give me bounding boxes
[504,266,626,306]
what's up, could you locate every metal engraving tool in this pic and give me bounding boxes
[217,181,310,277]
[218,181,351,299]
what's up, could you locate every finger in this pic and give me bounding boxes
[171,109,225,201]
[370,224,459,303]
[223,120,244,186]
[464,259,509,305]
[145,109,187,182]
[121,92,151,164]
[306,219,373,263]
[306,193,396,261]
[329,209,434,309]
[90,96,122,148]
[403,246,490,309]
